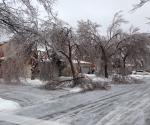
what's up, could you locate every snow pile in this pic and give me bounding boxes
[130,74,149,79]
[0,97,21,112]
[84,74,111,82]
[92,77,111,83]
[84,74,96,79]
[21,78,46,87]
[70,87,82,93]
[84,74,111,85]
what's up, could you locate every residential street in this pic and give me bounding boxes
[0,76,150,125]
[1,0,150,125]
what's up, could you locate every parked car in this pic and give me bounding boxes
[132,70,150,75]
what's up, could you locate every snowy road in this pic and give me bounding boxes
[0,76,150,125]
[0,113,67,125]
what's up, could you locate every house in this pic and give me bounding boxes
[62,59,93,76]
[72,60,91,74]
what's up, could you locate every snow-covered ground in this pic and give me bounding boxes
[85,74,112,83]
[0,74,150,125]
[69,87,83,93]
[21,78,47,87]
[0,97,20,112]
[130,74,150,79]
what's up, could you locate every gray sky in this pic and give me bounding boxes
[1,0,149,42]
[53,0,150,35]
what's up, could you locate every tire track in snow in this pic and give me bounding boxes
[52,83,150,125]
[94,84,150,125]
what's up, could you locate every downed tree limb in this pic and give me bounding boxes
[59,76,85,83]
[44,73,110,91]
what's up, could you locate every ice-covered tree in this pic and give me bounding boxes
[77,11,128,78]
[116,26,150,75]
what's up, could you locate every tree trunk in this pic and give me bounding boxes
[68,44,75,79]
[101,47,108,78]
[134,59,137,71]
[122,58,126,76]
[77,59,82,73]
[122,53,128,76]
[69,58,75,79]
[104,63,108,78]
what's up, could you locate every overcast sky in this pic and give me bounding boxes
[1,0,149,41]
[52,0,150,35]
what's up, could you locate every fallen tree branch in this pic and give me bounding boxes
[59,76,85,83]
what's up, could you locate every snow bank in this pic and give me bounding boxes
[84,74,111,83]
[84,74,97,79]
[21,78,46,87]
[92,77,111,83]
[70,87,83,93]
[130,74,150,79]
[0,97,21,112]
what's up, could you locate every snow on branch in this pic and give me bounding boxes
[132,0,149,11]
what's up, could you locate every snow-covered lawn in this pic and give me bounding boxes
[0,97,20,112]
[19,74,148,93]
[18,73,150,88]
[130,74,150,79]
[21,78,46,87]
[85,74,111,83]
